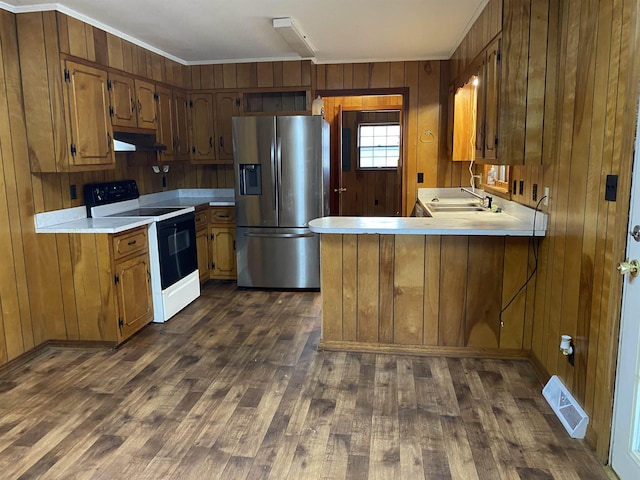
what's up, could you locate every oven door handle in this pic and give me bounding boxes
[243,232,315,239]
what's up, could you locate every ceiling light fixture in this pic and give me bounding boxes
[272,17,315,58]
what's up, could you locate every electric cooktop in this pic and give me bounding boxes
[107,207,187,217]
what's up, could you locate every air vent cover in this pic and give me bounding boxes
[542,375,589,439]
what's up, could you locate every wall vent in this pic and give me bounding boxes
[542,375,589,439]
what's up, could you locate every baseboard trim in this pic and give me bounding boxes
[0,340,116,377]
[319,340,529,359]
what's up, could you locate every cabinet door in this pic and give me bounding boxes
[196,228,210,284]
[174,90,191,160]
[215,92,241,161]
[195,210,209,284]
[474,56,487,160]
[190,93,216,161]
[135,79,157,129]
[209,226,237,279]
[109,73,137,128]
[452,81,475,162]
[156,85,175,160]
[61,60,114,168]
[115,253,153,342]
[483,38,501,161]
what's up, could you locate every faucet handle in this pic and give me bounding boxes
[485,196,493,209]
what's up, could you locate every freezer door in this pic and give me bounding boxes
[277,116,326,227]
[233,116,277,227]
[236,227,320,289]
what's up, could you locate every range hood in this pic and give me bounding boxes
[113,131,167,152]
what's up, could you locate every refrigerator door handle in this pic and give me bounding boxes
[276,136,282,213]
[271,139,277,212]
[243,232,315,239]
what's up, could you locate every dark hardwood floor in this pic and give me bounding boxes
[0,282,611,479]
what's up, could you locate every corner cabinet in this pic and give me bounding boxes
[112,227,154,343]
[209,207,237,280]
[61,60,115,170]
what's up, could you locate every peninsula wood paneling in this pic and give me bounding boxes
[319,234,532,355]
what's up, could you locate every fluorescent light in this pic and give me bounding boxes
[273,17,315,58]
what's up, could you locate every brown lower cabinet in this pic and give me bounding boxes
[61,226,153,345]
[195,206,237,283]
[111,227,154,343]
[195,208,210,284]
[209,206,237,280]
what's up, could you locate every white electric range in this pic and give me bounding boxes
[85,180,200,323]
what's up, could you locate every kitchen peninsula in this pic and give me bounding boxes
[309,188,547,357]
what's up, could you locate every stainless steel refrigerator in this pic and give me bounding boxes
[232,115,329,289]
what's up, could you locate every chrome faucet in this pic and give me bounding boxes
[461,187,492,208]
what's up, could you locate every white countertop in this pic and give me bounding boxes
[309,188,547,237]
[34,188,235,234]
[138,189,235,207]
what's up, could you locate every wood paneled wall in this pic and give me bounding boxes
[190,61,312,90]
[519,0,640,461]
[315,61,469,216]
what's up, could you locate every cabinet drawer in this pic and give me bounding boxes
[113,227,148,261]
[195,211,208,231]
[210,207,235,224]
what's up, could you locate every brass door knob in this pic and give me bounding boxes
[617,259,639,277]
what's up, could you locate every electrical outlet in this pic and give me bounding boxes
[69,184,77,200]
[544,187,550,206]
[519,180,524,196]
[417,172,424,183]
[532,183,538,202]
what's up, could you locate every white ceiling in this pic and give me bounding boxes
[2,0,488,65]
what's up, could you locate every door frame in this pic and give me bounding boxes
[316,88,409,215]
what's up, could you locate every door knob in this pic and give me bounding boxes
[617,259,639,277]
[334,188,347,193]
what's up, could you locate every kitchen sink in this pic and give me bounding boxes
[428,205,487,212]
[425,201,489,213]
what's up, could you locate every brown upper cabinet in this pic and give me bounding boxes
[215,92,242,162]
[109,74,157,131]
[475,37,500,162]
[109,73,137,128]
[189,92,217,162]
[155,85,175,160]
[450,0,550,166]
[61,60,115,170]
[173,90,191,161]
[135,79,158,129]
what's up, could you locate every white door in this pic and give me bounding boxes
[611,97,640,478]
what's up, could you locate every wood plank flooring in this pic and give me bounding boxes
[0,282,611,479]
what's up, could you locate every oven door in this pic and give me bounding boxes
[157,213,197,290]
